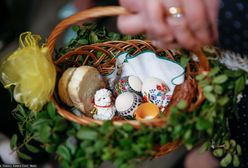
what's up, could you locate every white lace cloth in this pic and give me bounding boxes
[106,51,185,95]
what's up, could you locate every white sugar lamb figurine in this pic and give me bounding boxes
[93,89,116,120]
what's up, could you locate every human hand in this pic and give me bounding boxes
[117,0,220,50]
[184,149,219,168]
[117,0,146,35]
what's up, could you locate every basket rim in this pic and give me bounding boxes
[54,98,168,129]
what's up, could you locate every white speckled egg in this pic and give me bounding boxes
[114,76,142,96]
[115,92,142,118]
[142,77,170,109]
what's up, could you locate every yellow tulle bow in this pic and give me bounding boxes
[0,32,56,112]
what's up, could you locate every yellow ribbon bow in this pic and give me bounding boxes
[0,32,56,112]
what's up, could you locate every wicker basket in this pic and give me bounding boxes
[47,6,210,157]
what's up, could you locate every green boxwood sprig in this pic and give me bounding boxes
[9,23,248,168]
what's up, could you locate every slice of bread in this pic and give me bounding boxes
[58,67,76,106]
[68,66,106,115]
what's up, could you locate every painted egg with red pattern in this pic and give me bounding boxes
[141,77,170,110]
[114,76,142,96]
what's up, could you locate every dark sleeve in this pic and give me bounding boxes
[217,0,248,55]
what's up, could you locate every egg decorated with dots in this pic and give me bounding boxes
[115,92,142,118]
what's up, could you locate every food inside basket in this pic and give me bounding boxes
[51,23,191,122]
[58,65,106,115]
[57,50,185,121]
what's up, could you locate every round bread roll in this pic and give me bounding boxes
[68,66,106,115]
[58,67,76,106]
[58,66,106,115]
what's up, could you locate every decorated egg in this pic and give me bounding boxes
[114,76,142,96]
[115,92,142,118]
[142,77,170,109]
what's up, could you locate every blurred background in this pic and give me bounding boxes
[0,0,118,136]
[0,0,187,167]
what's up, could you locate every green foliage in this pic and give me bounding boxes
[212,139,243,167]
[25,144,39,153]
[18,151,32,160]
[56,23,145,59]
[179,55,191,68]
[76,128,98,140]
[9,23,248,168]
[10,134,18,150]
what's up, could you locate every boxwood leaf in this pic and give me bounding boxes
[198,141,210,153]
[78,39,88,45]
[47,102,56,119]
[25,144,39,153]
[212,75,228,84]
[220,153,232,167]
[57,145,71,161]
[18,151,32,160]
[183,129,192,140]
[218,96,229,106]
[236,144,242,156]
[31,118,52,130]
[39,125,51,142]
[54,117,68,132]
[17,104,27,117]
[196,74,207,81]
[61,161,70,168]
[72,25,80,32]
[196,117,211,131]
[108,32,121,40]
[66,138,77,155]
[180,55,190,68]
[203,85,213,93]
[209,67,220,76]
[74,158,86,167]
[214,85,223,94]
[10,134,18,150]
[177,100,187,110]
[76,128,98,140]
[89,32,98,43]
[123,124,133,132]
[233,154,240,167]
[204,92,216,103]
[45,144,57,153]
[213,148,224,157]
[234,76,245,94]
[123,35,132,41]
